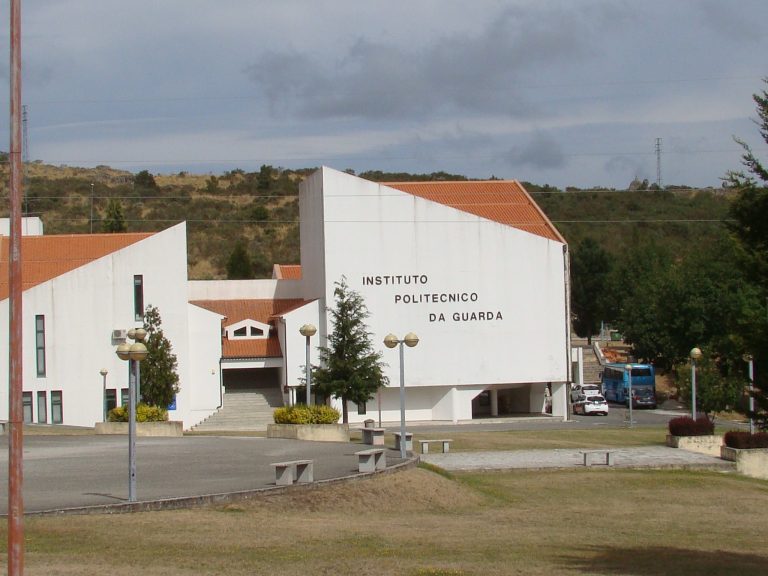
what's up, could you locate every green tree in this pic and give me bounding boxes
[141,305,180,409]
[674,351,745,420]
[727,78,768,429]
[311,277,389,423]
[134,169,157,190]
[226,241,255,279]
[102,198,127,233]
[257,164,273,192]
[570,237,612,343]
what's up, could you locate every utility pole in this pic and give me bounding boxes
[8,1,25,574]
[655,137,662,189]
[22,105,28,215]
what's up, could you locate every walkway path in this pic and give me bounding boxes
[421,445,734,471]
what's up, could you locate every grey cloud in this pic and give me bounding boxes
[697,0,763,42]
[245,4,612,121]
[506,132,566,169]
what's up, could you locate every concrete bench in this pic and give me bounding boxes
[580,450,614,467]
[394,431,413,452]
[271,459,314,486]
[355,448,386,473]
[361,427,386,446]
[419,439,452,454]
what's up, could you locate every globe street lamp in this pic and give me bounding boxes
[299,324,317,406]
[116,328,148,502]
[100,368,109,422]
[744,354,755,435]
[384,332,419,459]
[690,347,702,421]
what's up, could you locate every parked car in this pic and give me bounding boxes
[573,395,609,416]
[630,388,657,409]
[570,384,602,403]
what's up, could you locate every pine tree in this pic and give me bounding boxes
[226,242,255,279]
[571,237,612,344]
[102,198,127,233]
[311,277,389,423]
[141,305,180,409]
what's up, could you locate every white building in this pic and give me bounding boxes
[0,167,571,430]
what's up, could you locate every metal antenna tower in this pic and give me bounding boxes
[655,137,662,189]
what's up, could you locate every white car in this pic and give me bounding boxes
[573,395,609,416]
[571,384,602,403]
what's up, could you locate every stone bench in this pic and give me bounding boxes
[271,459,314,486]
[355,448,386,473]
[361,427,386,446]
[419,439,452,454]
[394,431,413,452]
[579,450,614,467]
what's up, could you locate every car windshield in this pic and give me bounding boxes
[590,396,606,403]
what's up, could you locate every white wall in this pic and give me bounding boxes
[0,223,219,429]
[301,168,570,399]
[188,279,305,301]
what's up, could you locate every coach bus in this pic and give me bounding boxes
[601,363,657,409]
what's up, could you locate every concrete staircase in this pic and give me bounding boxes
[571,337,603,385]
[191,388,284,432]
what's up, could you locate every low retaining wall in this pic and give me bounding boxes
[666,434,723,457]
[721,446,768,480]
[267,423,349,442]
[95,421,183,437]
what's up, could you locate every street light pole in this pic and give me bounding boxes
[625,364,633,428]
[116,328,148,502]
[690,347,702,421]
[299,324,317,406]
[744,354,755,435]
[384,332,419,459]
[100,368,108,422]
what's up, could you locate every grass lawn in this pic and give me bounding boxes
[3,464,767,575]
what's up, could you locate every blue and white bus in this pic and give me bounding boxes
[601,363,657,408]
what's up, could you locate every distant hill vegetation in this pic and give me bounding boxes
[0,161,734,279]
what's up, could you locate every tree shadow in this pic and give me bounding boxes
[558,545,766,576]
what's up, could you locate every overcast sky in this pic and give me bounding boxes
[1,0,766,189]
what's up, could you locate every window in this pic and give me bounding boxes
[134,275,144,321]
[37,391,47,424]
[22,392,33,423]
[105,389,117,414]
[35,315,46,377]
[356,402,367,415]
[226,319,270,340]
[51,391,63,424]
[121,388,129,407]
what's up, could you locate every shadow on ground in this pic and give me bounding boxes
[558,545,765,576]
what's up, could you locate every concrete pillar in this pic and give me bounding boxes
[550,381,569,421]
[490,389,499,417]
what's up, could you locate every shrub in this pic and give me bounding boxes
[724,431,768,449]
[668,416,715,436]
[273,404,341,424]
[107,403,168,423]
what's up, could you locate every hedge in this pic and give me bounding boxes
[108,403,168,422]
[273,404,341,424]
[723,431,768,449]
[668,416,714,436]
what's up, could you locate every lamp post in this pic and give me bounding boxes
[115,328,148,502]
[744,354,755,435]
[100,368,108,422]
[690,347,702,421]
[299,324,317,406]
[384,332,419,459]
[625,364,634,428]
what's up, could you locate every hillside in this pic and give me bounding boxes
[0,163,734,279]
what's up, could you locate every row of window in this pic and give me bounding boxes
[22,390,63,424]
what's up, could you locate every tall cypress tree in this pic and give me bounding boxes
[141,305,180,409]
[311,277,389,423]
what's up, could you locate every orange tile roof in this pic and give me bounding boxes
[384,181,565,243]
[190,299,307,359]
[0,232,153,301]
[273,264,302,280]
